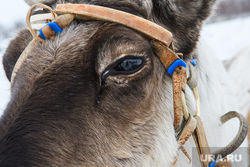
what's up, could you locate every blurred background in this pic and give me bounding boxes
[0,0,250,116]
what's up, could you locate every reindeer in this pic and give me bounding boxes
[0,0,248,166]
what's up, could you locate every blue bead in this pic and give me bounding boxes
[209,161,217,167]
[191,58,197,66]
[167,59,187,76]
[39,28,46,40]
[47,22,62,34]
[39,22,62,40]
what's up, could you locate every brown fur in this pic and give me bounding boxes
[0,0,216,166]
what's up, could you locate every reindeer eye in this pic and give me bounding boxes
[101,56,146,85]
[115,58,143,72]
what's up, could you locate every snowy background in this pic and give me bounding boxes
[0,0,250,116]
[0,0,29,115]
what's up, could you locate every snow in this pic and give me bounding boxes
[0,2,250,116]
[201,16,250,117]
[0,0,29,26]
[0,1,29,115]
[0,39,10,114]
[201,16,250,61]
[227,47,250,117]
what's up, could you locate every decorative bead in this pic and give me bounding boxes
[209,161,217,167]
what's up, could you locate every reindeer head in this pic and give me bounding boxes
[0,0,216,166]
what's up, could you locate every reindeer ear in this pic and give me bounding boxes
[151,0,216,57]
[2,29,33,81]
[24,0,57,6]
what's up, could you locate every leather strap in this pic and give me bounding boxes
[10,39,37,86]
[172,68,187,128]
[56,4,173,47]
[178,114,197,146]
[213,111,248,160]
[215,160,232,167]
[152,40,187,128]
[193,115,211,167]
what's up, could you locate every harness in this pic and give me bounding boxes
[11,4,248,167]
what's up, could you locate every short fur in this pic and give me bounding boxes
[0,0,247,166]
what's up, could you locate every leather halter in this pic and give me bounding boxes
[11,4,248,166]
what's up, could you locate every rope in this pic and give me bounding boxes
[181,91,189,121]
[193,87,200,116]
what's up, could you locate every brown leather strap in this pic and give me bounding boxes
[172,68,187,128]
[212,111,248,160]
[11,39,37,86]
[193,115,211,167]
[152,40,187,128]
[187,61,198,89]
[178,115,197,146]
[56,4,173,47]
[176,115,197,164]
[215,160,232,167]
[152,41,180,70]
